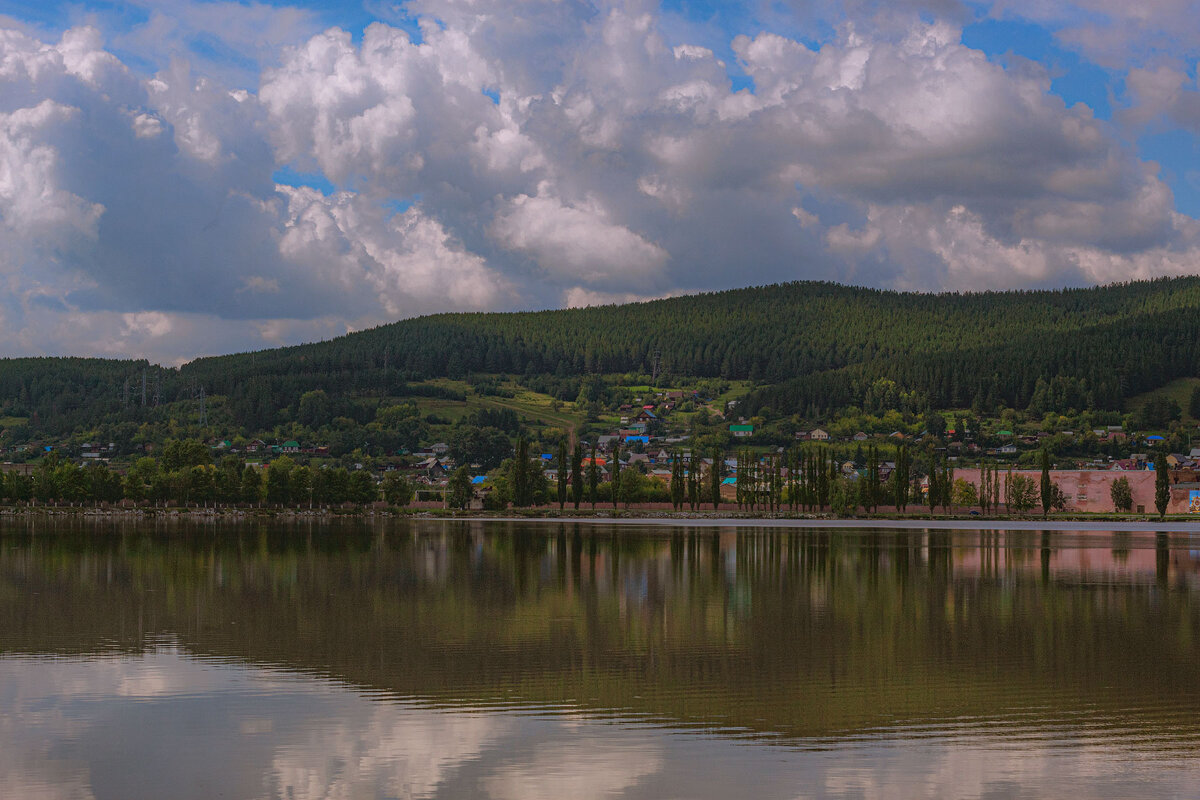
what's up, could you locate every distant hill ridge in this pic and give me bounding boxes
[4,277,1200,433]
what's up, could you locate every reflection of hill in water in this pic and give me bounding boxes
[2,519,1200,744]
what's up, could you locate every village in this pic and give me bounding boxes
[5,382,1200,515]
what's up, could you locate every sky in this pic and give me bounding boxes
[1,0,1199,364]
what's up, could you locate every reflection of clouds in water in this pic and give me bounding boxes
[2,652,1200,799]
[484,739,662,800]
[792,743,1161,800]
[268,709,505,799]
[1,651,250,702]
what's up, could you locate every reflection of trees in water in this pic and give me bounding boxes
[1,519,1199,741]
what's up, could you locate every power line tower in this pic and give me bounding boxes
[651,350,662,384]
[199,386,207,427]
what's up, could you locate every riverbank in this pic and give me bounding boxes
[4,504,1200,531]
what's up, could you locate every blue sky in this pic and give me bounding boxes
[1,0,1199,362]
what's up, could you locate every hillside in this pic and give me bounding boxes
[4,277,1200,445]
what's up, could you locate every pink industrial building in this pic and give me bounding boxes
[953,468,1200,514]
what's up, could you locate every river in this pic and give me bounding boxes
[2,518,1199,799]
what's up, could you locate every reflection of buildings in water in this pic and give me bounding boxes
[950,533,1200,588]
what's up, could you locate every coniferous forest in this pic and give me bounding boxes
[4,277,1200,439]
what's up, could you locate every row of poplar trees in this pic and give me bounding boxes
[547,438,726,510]
[731,443,954,514]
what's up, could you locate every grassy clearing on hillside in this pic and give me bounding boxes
[411,380,583,436]
[1126,378,1200,422]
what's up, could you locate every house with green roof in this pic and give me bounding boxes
[730,424,754,438]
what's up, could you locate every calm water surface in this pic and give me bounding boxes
[3,519,1200,799]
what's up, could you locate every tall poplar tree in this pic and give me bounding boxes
[710,446,722,510]
[1155,451,1170,519]
[588,442,599,509]
[611,441,621,509]
[557,438,568,510]
[571,442,583,509]
[670,453,684,510]
[511,435,531,507]
[1040,449,1052,518]
[688,458,700,510]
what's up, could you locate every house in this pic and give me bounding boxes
[853,432,869,442]
[624,435,650,445]
[730,424,754,438]
[810,428,830,441]
[282,440,300,454]
[246,439,268,453]
[997,444,1018,455]
[430,442,449,455]
[597,435,618,450]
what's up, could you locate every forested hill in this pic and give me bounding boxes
[5,277,1200,435]
[186,277,1200,384]
[180,276,1200,414]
